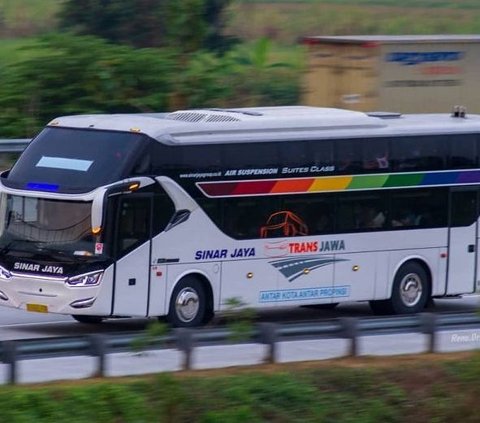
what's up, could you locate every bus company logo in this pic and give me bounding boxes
[386,51,463,66]
[194,248,256,261]
[265,240,346,256]
[13,262,64,275]
[268,255,346,282]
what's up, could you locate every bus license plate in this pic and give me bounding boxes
[26,303,48,313]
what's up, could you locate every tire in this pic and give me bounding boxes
[370,262,430,315]
[167,276,208,327]
[72,315,104,324]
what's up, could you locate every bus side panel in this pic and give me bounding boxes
[113,242,150,316]
[334,252,379,302]
[147,264,168,317]
[374,251,389,299]
[221,260,278,309]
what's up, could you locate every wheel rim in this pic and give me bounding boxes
[399,272,423,307]
[175,287,200,323]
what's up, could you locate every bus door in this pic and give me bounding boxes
[111,193,153,316]
[447,188,478,295]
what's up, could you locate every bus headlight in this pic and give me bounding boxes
[66,271,103,287]
[0,265,12,280]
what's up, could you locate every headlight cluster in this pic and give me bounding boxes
[66,271,103,287]
[0,265,11,280]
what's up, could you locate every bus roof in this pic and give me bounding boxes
[48,106,480,144]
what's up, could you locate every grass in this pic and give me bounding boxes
[0,0,59,37]
[241,0,480,9]
[227,2,480,43]
[0,352,479,422]
[1,1,480,45]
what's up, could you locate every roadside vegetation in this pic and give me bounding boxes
[1,1,480,137]
[0,353,479,422]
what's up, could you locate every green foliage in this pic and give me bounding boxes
[223,297,256,342]
[0,33,175,137]
[59,0,169,48]
[0,356,480,421]
[239,0,480,8]
[131,320,169,353]
[59,0,234,53]
[0,32,301,137]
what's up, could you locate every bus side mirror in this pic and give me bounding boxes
[91,187,108,233]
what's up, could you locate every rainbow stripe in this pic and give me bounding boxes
[196,169,480,197]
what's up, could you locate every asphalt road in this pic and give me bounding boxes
[0,295,478,341]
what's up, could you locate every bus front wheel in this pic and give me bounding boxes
[168,276,207,327]
[370,262,430,315]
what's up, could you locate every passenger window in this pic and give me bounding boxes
[450,190,477,227]
[280,141,310,169]
[391,136,446,171]
[283,195,335,235]
[390,189,448,229]
[309,140,334,173]
[337,193,386,232]
[223,143,279,174]
[336,140,362,174]
[361,139,389,172]
[223,197,280,239]
[449,135,477,169]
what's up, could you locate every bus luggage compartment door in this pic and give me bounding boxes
[447,189,478,295]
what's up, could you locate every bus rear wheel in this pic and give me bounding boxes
[370,262,430,315]
[168,276,208,327]
[72,315,104,324]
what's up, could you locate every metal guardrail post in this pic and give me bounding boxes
[340,317,359,357]
[89,334,107,377]
[175,328,194,370]
[2,341,18,385]
[258,323,278,364]
[420,313,438,353]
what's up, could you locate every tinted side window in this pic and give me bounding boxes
[310,140,334,172]
[223,197,280,239]
[153,190,175,235]
[361,139,390,172]
[283,194,335,235]
[450,190,477,227]
[391,136,446,171]
[336,140,362,174]
[223,143,279,173]
[449,134,477,169]
[390,188,448,229]
[337,193,387,232]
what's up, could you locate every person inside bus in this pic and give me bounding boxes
[363,150,389,170]
[357,203,385,229]
[391,208,416,227]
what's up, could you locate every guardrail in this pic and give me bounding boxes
[1,311,479,385]
[0,139,30,153]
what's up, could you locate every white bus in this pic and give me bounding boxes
[0,106,478,326]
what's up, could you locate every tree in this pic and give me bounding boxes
[0,34,175,137]
[59,0,234,52]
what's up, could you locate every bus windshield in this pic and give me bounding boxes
[4,127,146,193]
[0,194,100,260]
